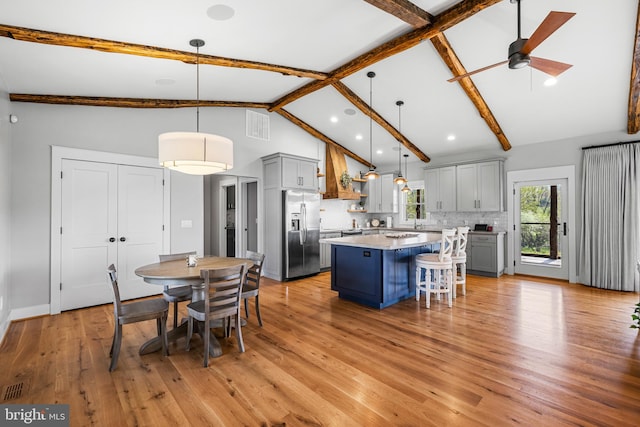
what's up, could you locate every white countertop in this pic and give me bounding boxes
[321,232,442,250]
[320,227,506,236]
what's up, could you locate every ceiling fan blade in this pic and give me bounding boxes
[521,11,576,55]
[529,56,572,77]
[447,60,508,82]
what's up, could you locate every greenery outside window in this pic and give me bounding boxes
[399,180,427,225]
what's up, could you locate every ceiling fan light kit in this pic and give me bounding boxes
[508,38,530,69]
[158,39,233,175]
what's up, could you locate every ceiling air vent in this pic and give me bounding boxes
[246,110,270,141]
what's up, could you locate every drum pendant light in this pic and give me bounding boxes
[401,154,411,193]
[393,100,407,185]
[363,71,379,180]
[158,39,233,175]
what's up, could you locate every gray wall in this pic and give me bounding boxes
[7,101,321,312]
[0,89,11,332]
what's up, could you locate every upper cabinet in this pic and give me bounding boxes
[456,161,503,212]
[263,153,318,190]
[366,173,398,213]
[424,166,456,212]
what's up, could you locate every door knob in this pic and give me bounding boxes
[109,237,116,242]
[119,237,126,242]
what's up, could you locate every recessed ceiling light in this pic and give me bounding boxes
[376,149,383,155]
[330,116,338,123]
[447,134,456,141]
[207,4,235,21]
[344,108,356,116]
[544,77,557,87]
[155,78,176,86]
[355,134,363,140]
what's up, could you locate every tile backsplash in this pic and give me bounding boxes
[320,197,508,231]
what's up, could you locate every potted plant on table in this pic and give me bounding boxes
[631,302,640,329]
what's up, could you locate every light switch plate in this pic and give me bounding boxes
[181,220,193,228]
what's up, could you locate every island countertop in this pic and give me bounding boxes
[322,232,441,250]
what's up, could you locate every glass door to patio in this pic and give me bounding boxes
[514,179,569,280]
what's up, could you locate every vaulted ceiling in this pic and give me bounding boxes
[1,0,639,169]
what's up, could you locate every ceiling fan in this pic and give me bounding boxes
[448,0,575,83]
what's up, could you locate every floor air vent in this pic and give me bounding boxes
[246,109,270,141]
[2,379,30,401]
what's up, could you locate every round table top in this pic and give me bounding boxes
[135,256,253,282]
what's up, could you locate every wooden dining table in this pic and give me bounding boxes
[134,256,254,358]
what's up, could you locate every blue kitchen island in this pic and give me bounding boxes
[322,232,442,309]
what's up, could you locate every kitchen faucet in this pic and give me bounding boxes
[408,213,418,229]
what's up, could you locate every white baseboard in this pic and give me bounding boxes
[10,304,50,321]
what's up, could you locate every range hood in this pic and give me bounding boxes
[323,144,361,200]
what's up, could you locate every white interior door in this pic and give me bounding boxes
[514,179,569,280]
[61,160,164,310]
[61,159,117,310]
[116,165,165,300]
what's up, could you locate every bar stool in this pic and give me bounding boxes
[451,226,470,298]
[415,228,456,308]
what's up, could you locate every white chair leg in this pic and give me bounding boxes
[426,269,432,309]
[452,262,457,299]
[460,262,466,296]
[447,269,453,307]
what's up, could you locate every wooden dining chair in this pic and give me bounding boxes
[242,251,266,326]
[159,251,197,328]
[186,264,247,367]
[106,264,169,371]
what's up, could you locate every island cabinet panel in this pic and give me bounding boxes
[383,248,414,303]
[331,242,437,309]
[331,246,382,303]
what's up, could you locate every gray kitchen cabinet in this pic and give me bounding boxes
[366,173,397,213]
[467,232,505,277]
[263,152,318,190]
[320,232,340,270]
[424,166,456,212]
[456,161,503,212]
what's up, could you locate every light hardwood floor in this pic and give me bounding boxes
[1,272,639,426]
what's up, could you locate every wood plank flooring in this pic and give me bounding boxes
[1,272,639,426]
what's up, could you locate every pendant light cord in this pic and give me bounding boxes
[196,44,200,133]
[369,75,373,166]
[396,100,403,172]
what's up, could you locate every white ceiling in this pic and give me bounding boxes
[0,0,637,168]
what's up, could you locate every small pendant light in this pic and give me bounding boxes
[393,100,407,185]
[363,71,379,180]
[401,154,411,193]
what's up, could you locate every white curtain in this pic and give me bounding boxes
[579,143,640,291]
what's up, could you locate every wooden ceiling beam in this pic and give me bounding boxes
[269,0,502,110]
[275,109,373,167]
[9,94,270,109]
[0,24,327,80]
[332,81,430,162]
[628,0,640,134]
[363,0,432,27]
[430,32,512,151]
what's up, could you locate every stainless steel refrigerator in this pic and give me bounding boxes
[283,189,320,280]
